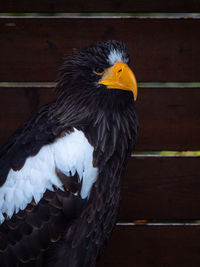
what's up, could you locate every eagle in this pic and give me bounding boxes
[0,40,138,267]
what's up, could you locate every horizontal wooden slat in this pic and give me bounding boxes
[0,17,200,82]
[137,87,200,151]
[0,86,200,151]
[97,224,200,267]
[1,0,200,12]
[121,155,200,220]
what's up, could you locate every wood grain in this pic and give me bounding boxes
[121,155,200,220]
[0,17,200,82]
[97,224,200,267]
[1,0,200,12]
[0,86,200,151]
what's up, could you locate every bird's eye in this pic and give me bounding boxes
[93,67,105,75]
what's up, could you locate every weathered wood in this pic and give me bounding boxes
[97,224,200,267]
[1,0,200,12]
[121,155,200,220]
[0,86,200,151]
[137,87,200,151]
[0,17,200,82]
[0,87,55,144]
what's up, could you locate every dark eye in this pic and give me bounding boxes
[93,67,105,75]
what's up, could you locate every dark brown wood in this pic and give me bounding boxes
[0,86,200,151]
[121,155,200,220]
[0,17,200,82]
[136,87,200,151]
[1,0,200,12]
[97,224,200,267]
[0,87,55,144]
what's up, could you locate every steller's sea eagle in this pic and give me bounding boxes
[0,40,138,266]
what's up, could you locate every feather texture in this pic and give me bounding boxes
[0,40,138,266]
[0,129,97,223]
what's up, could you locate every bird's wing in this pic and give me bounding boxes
[0,102,97,265]
[0,102,55,187]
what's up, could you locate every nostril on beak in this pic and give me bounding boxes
[118,69,122,73]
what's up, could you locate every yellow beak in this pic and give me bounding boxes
[98,62,138,101]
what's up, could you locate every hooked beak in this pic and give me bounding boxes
[98,62,138,101]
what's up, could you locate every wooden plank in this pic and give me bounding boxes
[0,86,200,151]
[0,87,55,144]
[1,0,200,13]
[97,224,200,267]
[136,87,200,151]
[0,17,200,82]
[121,155,200,220]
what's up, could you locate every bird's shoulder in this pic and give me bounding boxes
[0,102,57,186]
[0,101,98,220]
[0,101,96,264]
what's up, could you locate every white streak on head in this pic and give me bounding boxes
[108,49,129,65]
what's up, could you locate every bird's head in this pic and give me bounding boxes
[57,40,137,102]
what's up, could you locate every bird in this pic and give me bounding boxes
[0,40,138,267]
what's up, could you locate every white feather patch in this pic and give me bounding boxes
[0,128,98,224]
[108,49,129,65]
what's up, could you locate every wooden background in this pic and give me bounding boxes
[1,0,200,12]
[0,1,200,266]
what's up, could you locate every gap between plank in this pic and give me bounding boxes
[0,82,200,88]
[1,13,200,19]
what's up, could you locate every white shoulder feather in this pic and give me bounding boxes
[0,128,98,223]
